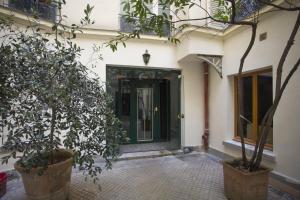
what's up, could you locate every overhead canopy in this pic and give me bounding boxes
[197,54,223,78]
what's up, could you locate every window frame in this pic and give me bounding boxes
[234,68,273,149]
[119,0,170,36]
[4,0,57,22]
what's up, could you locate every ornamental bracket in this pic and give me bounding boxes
[197,54,223,78]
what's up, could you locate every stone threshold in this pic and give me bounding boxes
[116,149,185,161]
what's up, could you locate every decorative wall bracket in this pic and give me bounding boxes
[197,54,223,78]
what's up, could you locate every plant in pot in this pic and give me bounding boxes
[0,2,123,200]
[107,0,300,199]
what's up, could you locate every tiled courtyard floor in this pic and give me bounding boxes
[2,153,299,200]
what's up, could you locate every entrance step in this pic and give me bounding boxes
[119,141,180,153]
[117,149,184,161]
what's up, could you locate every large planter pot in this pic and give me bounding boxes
[223,161,271,200]
[14,149,73,200]
[0,172,7,198]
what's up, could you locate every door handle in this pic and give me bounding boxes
[154,107,159,116]
[177,113,184,119]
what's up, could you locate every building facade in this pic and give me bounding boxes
[0,0,300,189]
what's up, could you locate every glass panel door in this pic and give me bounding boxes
[137,88,153,141]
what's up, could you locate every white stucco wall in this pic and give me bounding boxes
[209,10,300,182]
[180,61,204,147]
[177,32,224,61]
[73,35,179,81]
[62,0,120,31]
[188,0,209,27]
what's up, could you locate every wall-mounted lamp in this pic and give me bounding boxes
[143,50,150,65]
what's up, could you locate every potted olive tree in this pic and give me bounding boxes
[0,3,123,200]
[108,0,300,199]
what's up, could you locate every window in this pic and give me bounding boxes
[120,0,170,36]
[208,0,227,29]
[234,69,273,148]
[235,0,264,21]
[209,0,264,26]
[1,0,57,22]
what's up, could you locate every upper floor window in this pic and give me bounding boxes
[209,0,227,29]
[120,0,170,36]
[234,69,273,148]
[209,0,268,26]
[235,0,264,21]
[1,0,56,22]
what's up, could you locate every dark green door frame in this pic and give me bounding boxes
[107,66,182,148]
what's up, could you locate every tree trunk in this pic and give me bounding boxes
[50,107,56,164]
[236,24,257,166]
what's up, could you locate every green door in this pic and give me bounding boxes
[107,67,181,148]
[130,80,160,144]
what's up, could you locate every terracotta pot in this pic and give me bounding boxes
[223,161,271,200]
[0,172,7,198]
[14,150,73,200]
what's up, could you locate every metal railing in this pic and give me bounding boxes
[1,0,56,22]
[235,0,271,21]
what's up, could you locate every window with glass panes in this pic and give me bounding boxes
[234,69,273,148]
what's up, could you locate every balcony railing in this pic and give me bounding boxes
[120,16,170,37]
[235,0,270,21]
[1,0,56,22]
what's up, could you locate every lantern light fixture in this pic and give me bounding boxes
[143,50,150,65]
